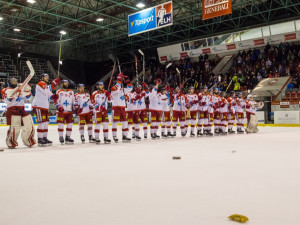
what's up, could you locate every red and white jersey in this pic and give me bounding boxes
[219,97,229,113]
[91,90,110,112]
[161,93,171,112]
[75,92,92,115]
[173,93,187,112]
[2,87,31,109]
[125,92,138,112]
[235,98,246,113]
[186,93,198,111]
[111,81,132,109]
[136,91,149,111]
[199,93,209,111]
[246,100,257,114]
[227,97,236,114]
[149,87,162,111]
[55,89,75,113]
[32,81,53,110]
[211,95,221,112]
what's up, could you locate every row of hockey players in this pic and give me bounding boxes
[1,73,259,148]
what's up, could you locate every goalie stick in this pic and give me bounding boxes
[138,49,145,82]
[1,60,35,116]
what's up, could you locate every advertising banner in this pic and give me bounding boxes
[128,1,173,36]
[202,0,232,20]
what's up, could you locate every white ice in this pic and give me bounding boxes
[0,125,299,225]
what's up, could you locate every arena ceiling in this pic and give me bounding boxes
[0,0,300,61]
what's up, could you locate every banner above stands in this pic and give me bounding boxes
[128,1,173,36]
[157,29,300,63]
[202,0,232,20]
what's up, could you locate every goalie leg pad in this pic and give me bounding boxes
[246,114,259,133]
[6,115,22,148]
[21,115,36,147]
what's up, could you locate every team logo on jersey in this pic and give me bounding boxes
[156,2,172,27]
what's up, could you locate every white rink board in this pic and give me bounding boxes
[0,125,300,225]
[274,111,300,124]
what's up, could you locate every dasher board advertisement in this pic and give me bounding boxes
[128,1,173,36]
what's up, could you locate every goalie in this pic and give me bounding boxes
[1,77,36,149]
[245,94,264,134]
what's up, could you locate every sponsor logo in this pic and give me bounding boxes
[203,0,232,20]
[254,39,265,46]
[284,33,296,41]
[156,2,172,27]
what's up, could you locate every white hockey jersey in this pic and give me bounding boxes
[136,91,149,111]
[173,93,187,112]
[74,93,92,115]
[161,93,171,112]
[91,90,110,112]
[246,100,257,114]
[235,98,246,113]
[125,92,138,112]
[149,87,162,111]
[2,86,31,109]
[32,81,53,110]
[186,93,199,111]
[111,81,132,109]
[55,89,75,113]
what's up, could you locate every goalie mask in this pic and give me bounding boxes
[9,77,18,88]
[247,94,253,100]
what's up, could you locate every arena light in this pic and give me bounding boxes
[0,17,3,21]
[136,2,145,8]
[96,18,104,22]
[13,28,21,32]
[27,0,36,3]
[60,30,67,35]
[59,60,63,65]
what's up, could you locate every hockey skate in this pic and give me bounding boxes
[65,136,74,145]
[122,136,131,142]
[38,138,47,147]
[132,134,136,139]
[167,132,172,138]
[171,132,176,137]
[89,135,96,143]
[228,129,235,134]
[144,134,147,139]
[59,136,64,145]
[190,132,195,137]
[113,136,119,143]
[81,135,85,144]
[154,133,160,139]
[43,137,53,146]
[197,130,203,137]
[95,138,101,145]
[151,133,156,139]
[237,129,244,134]
[219,130,227,135]
[135,136,141,141]
[214,129,220,136]
[104,137,111,144]
[207,130,214,136]
[161,133,168,139]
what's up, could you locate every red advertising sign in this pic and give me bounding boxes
[254,39,265,46]
[226,44,236,50]
[180,52,188,58]
[202,0,232,20]
[160,56,167,61]
[202,48,211,54]
[284,33,296,41]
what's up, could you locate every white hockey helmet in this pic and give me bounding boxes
[247,94,253,100]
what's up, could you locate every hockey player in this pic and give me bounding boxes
[136,82,149,139]
[91,82,111,144]
[212,88,222,135]
[125,85,141,141]
[185,86,198,137]
[206,89,214,136]
[235,92,246,134]
[54,80,75,144]
[111,73,132,142]
[245,94,263,133]
[74,84,96,144]
[172,86,187,137]
[2,77,36,148]
[227,91,236,134]
[32,74,61,146]
[149,79,163,139]
[219,92,229,135]
[160,86,172,138]
[197,86,209,136]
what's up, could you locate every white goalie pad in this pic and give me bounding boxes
[246,114,259,133]
[6,115,22,148]
[21,115,36,147]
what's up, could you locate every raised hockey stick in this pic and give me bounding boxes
[166,63,172,69]
[108,54,117,90]
[131,52,139,85]
[138,49,145,82]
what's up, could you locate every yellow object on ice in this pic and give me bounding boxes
[228,214,249,223]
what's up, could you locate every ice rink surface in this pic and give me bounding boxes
[0,125,299,225]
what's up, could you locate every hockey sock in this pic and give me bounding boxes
[94,123,101,139]
[37,123,44,139]
[43,122,49,138]
[58,123,64,137]
[134,124,140,136]
[79,125,84,136]
[143,123,147,135]
[87,124,93,136]
[112,122,118,137]
[66,123,73,137]
[103,122,109,138]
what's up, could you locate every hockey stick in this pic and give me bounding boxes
[1,61,35,116]
[131,52,139,85]
[108,54,117,90]
[166,63,172,69]
[138,49,145,82]
[225,78,234,93]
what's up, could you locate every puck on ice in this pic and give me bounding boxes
[173,156,181,160]
[232,150,236,153]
